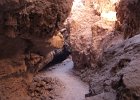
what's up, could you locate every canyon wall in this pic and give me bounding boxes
[116,0,140,39]
[69,0,140,99]
[0,0,73,99]
[70,0,118,70]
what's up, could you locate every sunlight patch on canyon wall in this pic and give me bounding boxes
[71,0,120,23]
[70,0,85,22]
[101,11,117,21]
[110,0,120,4]
[100,0,120,21]
[72,0,84,10]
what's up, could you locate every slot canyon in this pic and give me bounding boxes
[0,0,140,100]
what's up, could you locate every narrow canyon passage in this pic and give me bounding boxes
[35,1,97,99]
[1,0,140,99]
[39,58,89,100]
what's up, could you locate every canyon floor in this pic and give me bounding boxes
[38,58,89,100]
[1,0,140,100]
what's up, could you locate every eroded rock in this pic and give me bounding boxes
[69,0,140,99]
[28,76,64,100]
[0,0,73,99]
[86,34,140,99]
[115,0,140,38]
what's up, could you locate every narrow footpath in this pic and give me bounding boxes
[42,58,89,100]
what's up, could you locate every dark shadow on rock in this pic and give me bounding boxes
[40,45,72,71]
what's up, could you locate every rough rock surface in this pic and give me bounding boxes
[69,0,140,100]
[86,92,116,100]
[116,0,140,39]
[0,0,73,55]
[0,0,73,38]
[69,0,118,70]
[0,0,73,99]
[85,34,140,100]
[69,0,100,69]
[28,76,64,100]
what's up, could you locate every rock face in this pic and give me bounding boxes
[69,0,118,70]
[0,0,73,55]
[0,0,73,38]
[28,76,64,100]
[0,0,73,99]
[116,0,140,38]
[69,0,140,100]
[86,34,140,100]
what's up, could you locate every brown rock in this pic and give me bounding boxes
[116,0,140,38]
[0,0,73,99]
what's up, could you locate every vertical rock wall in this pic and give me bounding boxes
[69,0,140,99]
[116,0,140,38]
[0,0,73,99]
[69,0,118,70]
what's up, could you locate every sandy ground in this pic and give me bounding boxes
[40,58,89,100]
